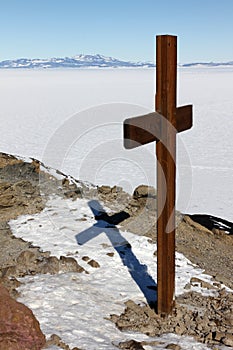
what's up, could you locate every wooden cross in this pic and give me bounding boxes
[123,35,193,315]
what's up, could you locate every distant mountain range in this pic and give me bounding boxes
[0,54,154,69]
[0,54,232,69]
[182,61,233,67]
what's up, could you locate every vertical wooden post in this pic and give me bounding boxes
[123,34,192,314]
[156,35,177,315]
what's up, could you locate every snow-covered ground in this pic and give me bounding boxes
[1,68,233,221]
[9,195,230,350]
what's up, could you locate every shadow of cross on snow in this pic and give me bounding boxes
[76,200,157,307]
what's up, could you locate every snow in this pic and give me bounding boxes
[1,68,233,222]
[9,195,230,350]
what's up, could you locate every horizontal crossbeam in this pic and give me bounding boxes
[176,105,193,132]
[124,105,192,149]
[124,111,161,149]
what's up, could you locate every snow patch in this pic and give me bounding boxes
[9,195,227,349]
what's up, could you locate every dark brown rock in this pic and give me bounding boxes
[88,259,100,268]
[82,256,90,262]
[118,339,145,349]
[0,284,45,350]
[106,252,114,257]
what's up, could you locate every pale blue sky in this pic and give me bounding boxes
[1,0,233,63]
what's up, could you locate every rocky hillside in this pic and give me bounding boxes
[0,153,232,349]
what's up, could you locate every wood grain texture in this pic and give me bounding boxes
[156,35,177,315]
[124,112,161,148]
[123,106,192,149]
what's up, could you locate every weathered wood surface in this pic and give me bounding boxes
[124,105,192,149]
[123,34,193,315]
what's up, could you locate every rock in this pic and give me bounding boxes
[118,339,145,349]
[128,199,141,208]
[222,334,233,347]
[106,252,114,257]
[166,344,181,350]
[59,256,85,273]
[38,256,85,274]
[14,253,86,276]
[82,256,90,261]
[36,256,59,275]
[131,185,157,211]
[98,185,112,194]
[125,300,143,315]
[13,180,36,194]
[175,324,186,335]
[0,179,43,222]
[0,192,15,207]
[184,282,191,290]
[46,333,81,349]
[88,259,100,268]
[224,313,233,326]
[212,228,226,236]
[190,277,215,289]
[133,185,156,199]
[31,159,40,173]
[111,186,123,193]
[213,331,225,342]
[0,276,21,298]
[204,332,213,343]
[17,250,37,265]
[114,290,233,347]
[62,181,83,200]
[0,153,22,168]
[0,284,45,350]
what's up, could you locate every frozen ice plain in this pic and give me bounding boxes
[1,67,233,221]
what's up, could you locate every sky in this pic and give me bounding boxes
[1,0,233,63]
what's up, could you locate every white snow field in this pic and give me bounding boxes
[1,68,233,220]
[10,195,230,350]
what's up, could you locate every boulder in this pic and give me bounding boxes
[0,284,45,350]
[133,185,156,199]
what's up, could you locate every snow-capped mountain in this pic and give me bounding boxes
[0,54,232,69]
[0,54,155,69]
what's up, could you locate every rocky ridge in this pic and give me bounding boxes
[0,152,232,349]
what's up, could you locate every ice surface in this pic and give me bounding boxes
[1,68,233,220]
